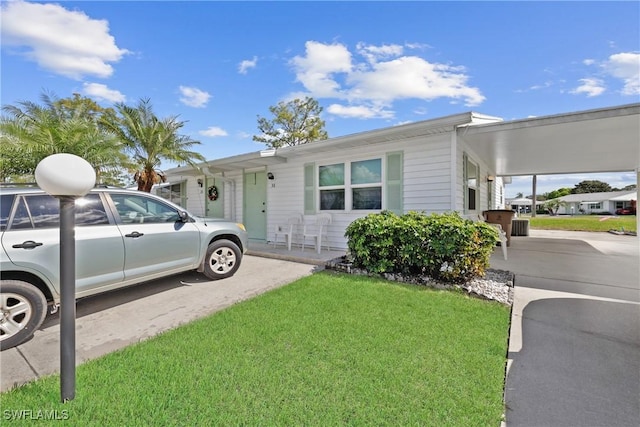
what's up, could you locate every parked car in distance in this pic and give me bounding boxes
[1,185,248,350]
[615,207,636,215]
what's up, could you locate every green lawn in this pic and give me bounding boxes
[1,273,511,426]
[529,215,636,232]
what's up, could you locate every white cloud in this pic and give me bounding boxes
[326,103,394,119]
[603,52,640,95]
[236,131,252,139]
[290,41,353,97]
[348,56,485,106]
[178,86,211,108]
[82,82,125,103]
[529,81,553,90]
[0,0,128,79]
[289,41,485,119]
[571,78,606,97]
[356,42,404,64]
[238,56,258,74]
[199,127,228,137]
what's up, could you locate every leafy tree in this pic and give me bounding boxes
[253,97,328,148]
[545,187,572,200]
[515,192,523,198]
[621,184,637,191]
[571,180,612,194]
[101,98,206,192]
[0,92,128,184]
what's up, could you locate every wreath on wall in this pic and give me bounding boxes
[207,185,219,201]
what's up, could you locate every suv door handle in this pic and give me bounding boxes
[12,240,43,249]
[124,232,144,238]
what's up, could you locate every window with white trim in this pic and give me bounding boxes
[319,163,345,210]
[317,159,383,211]
[351,159,382,210]
[158,182,186,206]
[306,154,402,213]
[464,154,479,212]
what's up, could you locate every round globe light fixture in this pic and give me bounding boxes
[35,153,96,196]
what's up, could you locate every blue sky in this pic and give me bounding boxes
[1,0,639,197]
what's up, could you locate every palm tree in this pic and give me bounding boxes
[101,99,206,192]
[0,92,128,184]
[544,198,568,216]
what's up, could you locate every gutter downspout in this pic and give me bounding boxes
[450,127,459,212]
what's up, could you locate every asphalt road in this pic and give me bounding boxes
[1,255,317,392]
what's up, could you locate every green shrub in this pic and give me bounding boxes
[344,211,499,283]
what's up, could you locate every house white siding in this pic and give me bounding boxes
[455,139,501,214]
[259,132,460,250]
[162,112,508,251]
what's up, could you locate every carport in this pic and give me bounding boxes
[460,103,640,426]
[459,103,640,230]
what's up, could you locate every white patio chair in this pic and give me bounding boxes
[463,213,508,260]
[301,213,332,254]
[273,214,303,251]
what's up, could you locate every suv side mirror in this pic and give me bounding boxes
[178,210,190,222]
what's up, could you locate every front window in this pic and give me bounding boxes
[318,159,382,211]
[158,182,185,206]
[351,159,382,210]
[319,164,345,210]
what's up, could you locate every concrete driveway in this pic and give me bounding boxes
[1,255,316,392]
[491,230,639,427]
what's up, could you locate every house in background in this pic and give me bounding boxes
[506,197,534,215]
[159,111,508,250]
[159,103,639,250]
[552,190,637,215]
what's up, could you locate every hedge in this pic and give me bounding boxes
[344,211,499,283]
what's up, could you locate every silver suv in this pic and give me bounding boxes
[1,185,248,350]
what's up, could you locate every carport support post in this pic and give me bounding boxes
[59,196,76,402]
[531,175,537,217]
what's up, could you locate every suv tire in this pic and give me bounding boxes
[203,240,242,280]
[1,280,47,351]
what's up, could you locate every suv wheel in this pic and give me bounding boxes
[203,240,242,280]
[1,280,47,350]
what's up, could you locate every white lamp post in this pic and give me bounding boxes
[35,153,95,402]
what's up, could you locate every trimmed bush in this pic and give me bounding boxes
[344,211,499,283]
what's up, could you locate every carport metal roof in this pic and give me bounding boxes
[458,103,640,176]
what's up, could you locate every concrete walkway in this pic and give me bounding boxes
[491,230,639,427]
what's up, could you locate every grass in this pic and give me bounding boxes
[1,272,511,426]
[528,214,637,232]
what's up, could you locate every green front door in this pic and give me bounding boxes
[244,171,267,241]
[205,177,224,218]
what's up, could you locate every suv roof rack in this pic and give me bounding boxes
[0,182,40,188]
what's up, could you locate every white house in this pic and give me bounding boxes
[160,112,510,250]
[159,104,640,249]
[506,197,533,215]
[553,190,637,215]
